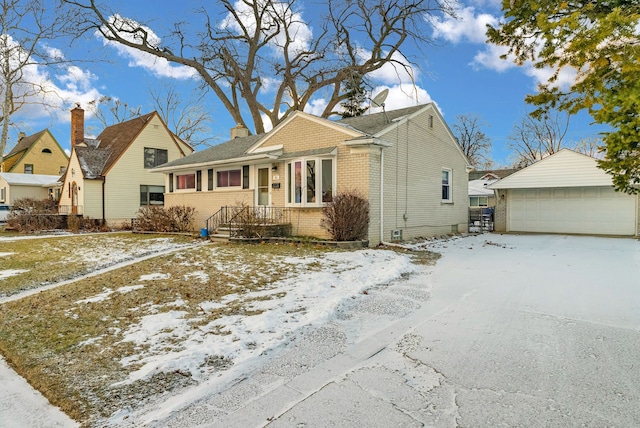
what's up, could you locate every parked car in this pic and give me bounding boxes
[0,205,11,223]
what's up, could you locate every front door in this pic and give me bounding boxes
[256,166,270,206]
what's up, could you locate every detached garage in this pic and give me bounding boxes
[490,149,639,236]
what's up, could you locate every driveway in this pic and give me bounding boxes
[144,233,640,427]
[2,234,639,427]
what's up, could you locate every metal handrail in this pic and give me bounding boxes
[205,206,291,237]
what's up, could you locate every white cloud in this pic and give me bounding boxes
[220,0,312,57]
[365,50,418,85]
[99,14,197,80]
[430,6,498,44]
[0,35,103,123]
[368,83,435,112]
[471,44,515,72]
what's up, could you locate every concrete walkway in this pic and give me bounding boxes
[0,357,78,428]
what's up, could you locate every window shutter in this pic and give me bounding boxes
[242,165,250,189]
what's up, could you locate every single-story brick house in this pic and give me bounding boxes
[489,149,640,236]
[155,104,471,245]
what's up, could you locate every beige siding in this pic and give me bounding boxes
[58,151,86,213]
[83,180,104,219]
[379,106,468,241]
[0,181,50,203]
[104,115,187,224]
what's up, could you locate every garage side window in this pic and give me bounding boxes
[442,168,452,203]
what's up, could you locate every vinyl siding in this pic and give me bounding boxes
[103,115,186,225]
[379,106,468,240]
[491,149,613,189]
[58,152,85,212]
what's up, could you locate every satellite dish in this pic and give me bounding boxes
[371,89,389,108]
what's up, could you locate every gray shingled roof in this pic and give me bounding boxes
[336,104,428,136]
[75,146,112,179]
[157,134,265,168]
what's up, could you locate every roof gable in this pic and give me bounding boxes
[336,104,428,136]
[155,134,265,170]
[490,149,614,189]
[4,130,48,158]
[247,111,362,153]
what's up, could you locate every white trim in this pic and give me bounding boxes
[284,155,336,208]
[442,167,453,203]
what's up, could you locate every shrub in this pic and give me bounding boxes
[321,191,369,241]
[7,198,63,232]
[134,205,196,233]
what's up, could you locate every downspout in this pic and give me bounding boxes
[101,176,106,223]
[379,146,384,245]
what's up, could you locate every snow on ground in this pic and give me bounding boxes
[0,269,28,280]
[72,249,421,388]
[3,233,639,428]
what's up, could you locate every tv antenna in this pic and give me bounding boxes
[370,89,389,122]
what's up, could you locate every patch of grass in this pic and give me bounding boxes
[0,233,195,297]
[0,241,338,426]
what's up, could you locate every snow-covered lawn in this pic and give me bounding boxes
[0,233,195,298]
[0,237,432,426]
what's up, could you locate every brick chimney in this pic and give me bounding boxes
[230,123,249,139]
[70,103,84,148]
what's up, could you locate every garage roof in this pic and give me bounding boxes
[489,149,615,189]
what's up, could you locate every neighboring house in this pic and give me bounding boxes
[468,169,519,181]
[58,107,193,225]
[489,149,640,236]
[0,173,62,204]
[155,104,471,245]
[468,173,500,209]
[1,129,68,175]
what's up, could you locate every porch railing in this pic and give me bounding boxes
[58,205,84,215]
[205,205,291,237]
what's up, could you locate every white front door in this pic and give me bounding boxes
[256,166,271,206]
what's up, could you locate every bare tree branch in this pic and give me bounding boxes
[1,0,74,156]
[507,109,570,167]
[451,114,492,169]
[64,0,455,135]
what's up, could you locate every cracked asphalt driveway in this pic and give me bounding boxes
[126,234,640,427]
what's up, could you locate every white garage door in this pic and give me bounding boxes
[509,187,637,235]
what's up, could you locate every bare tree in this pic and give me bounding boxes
[573,137,604,159]
[507,110,570,168]
[451,114,492,169]
[65,0,456,134]
[85,95,141,130]
[149,83,217,149]
[0,0,72,157]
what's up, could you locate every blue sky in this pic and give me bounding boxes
[8,0,605,167]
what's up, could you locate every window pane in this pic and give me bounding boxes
[196,170,202,191]
[217,171,228,187]
[144,148,155,168]
[157,149,168,165]
[140,185,148,205]
[470,197,478,207]
[229,170,242,187]
[149,186,165,205]
[242,165,250,189]
[306,160,316,203]
[322,159,333,202]
[294,161,302,203]
[442,170,449,184]
[177,174,196,189]
[287,163,292,204]
[208,169,214,191]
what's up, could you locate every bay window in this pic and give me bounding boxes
[287,157,334,207]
